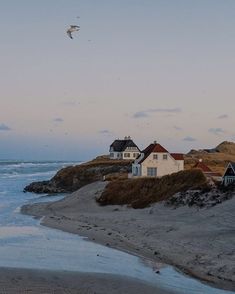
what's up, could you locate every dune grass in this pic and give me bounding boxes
[97,169,208,208]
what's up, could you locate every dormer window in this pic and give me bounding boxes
[153,154,158,160]
[163,154,168,160]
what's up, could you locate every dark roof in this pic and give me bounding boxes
[110,139,139,152]
[192,161,212,172]
[138,143,184,164]
[230,162,235,171]
[223,162,235,177]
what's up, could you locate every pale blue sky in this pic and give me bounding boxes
[0,0,235,160]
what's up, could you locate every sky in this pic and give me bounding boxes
[0,0,235,160]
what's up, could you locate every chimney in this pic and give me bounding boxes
[153,140,157,144]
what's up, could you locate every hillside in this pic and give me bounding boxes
[24,156,132,194]
[185,141,235,173]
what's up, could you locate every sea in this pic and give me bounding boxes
[0,160,233,294]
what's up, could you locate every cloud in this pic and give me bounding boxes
[208,128,225,136]
[183,136,196,142]
[217,114,228,119]
[173,125,182,131]
[99,129,113,135]
[0,123,11,131]
[61,100,79,106]
[53,118,64,123]
[133,107,182,119]
[133,111,149,118]
[148,108,182,113]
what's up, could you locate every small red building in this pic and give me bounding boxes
[192,159,222,181]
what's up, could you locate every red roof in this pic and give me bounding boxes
[171,153,184,160]
[193,161,212,172]
[142,143,169,153]
[139,143,168,164]
[138,143,183,163]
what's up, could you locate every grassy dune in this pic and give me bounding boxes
[97,169,208,208]
[185,141,235,173]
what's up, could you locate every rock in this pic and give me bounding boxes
[24,157,132,194]
[23,181,66,194]
[166,187,235,208]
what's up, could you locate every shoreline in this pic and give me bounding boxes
[21,181,235,291]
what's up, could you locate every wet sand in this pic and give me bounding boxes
[22,181,235,291]
[0,267,172,294]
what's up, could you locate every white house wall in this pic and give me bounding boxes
[140,153,184,177]
[122,147,140,160]
[110,152,122,159]
[177,160,184,171]
[110,148,140,160]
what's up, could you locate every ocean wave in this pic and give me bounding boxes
[0,171,56,179]
[0,161,80,168]
[0,161,81,178]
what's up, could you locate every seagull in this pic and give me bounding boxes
[66,25,80,39]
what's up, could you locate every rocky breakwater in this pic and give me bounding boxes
[24,156,132,194]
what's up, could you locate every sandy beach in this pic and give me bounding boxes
[22,181,235,291]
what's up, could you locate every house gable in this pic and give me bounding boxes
[223,162,235,177]
[110,137,140,160]
[132,142,184,177]
[138,143,169,164]
[223,162,235,186]
[110,137,140,152]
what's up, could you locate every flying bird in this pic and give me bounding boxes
[66,25,80,39]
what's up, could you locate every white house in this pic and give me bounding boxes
[222,162,235,186]
[131,141,184,177]
[109,136,140,160]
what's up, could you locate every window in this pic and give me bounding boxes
[124,153,130,158]
[110,153,114,158]
[163,154,168,160]
[147,167,157,177]
[153,154,158,160]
